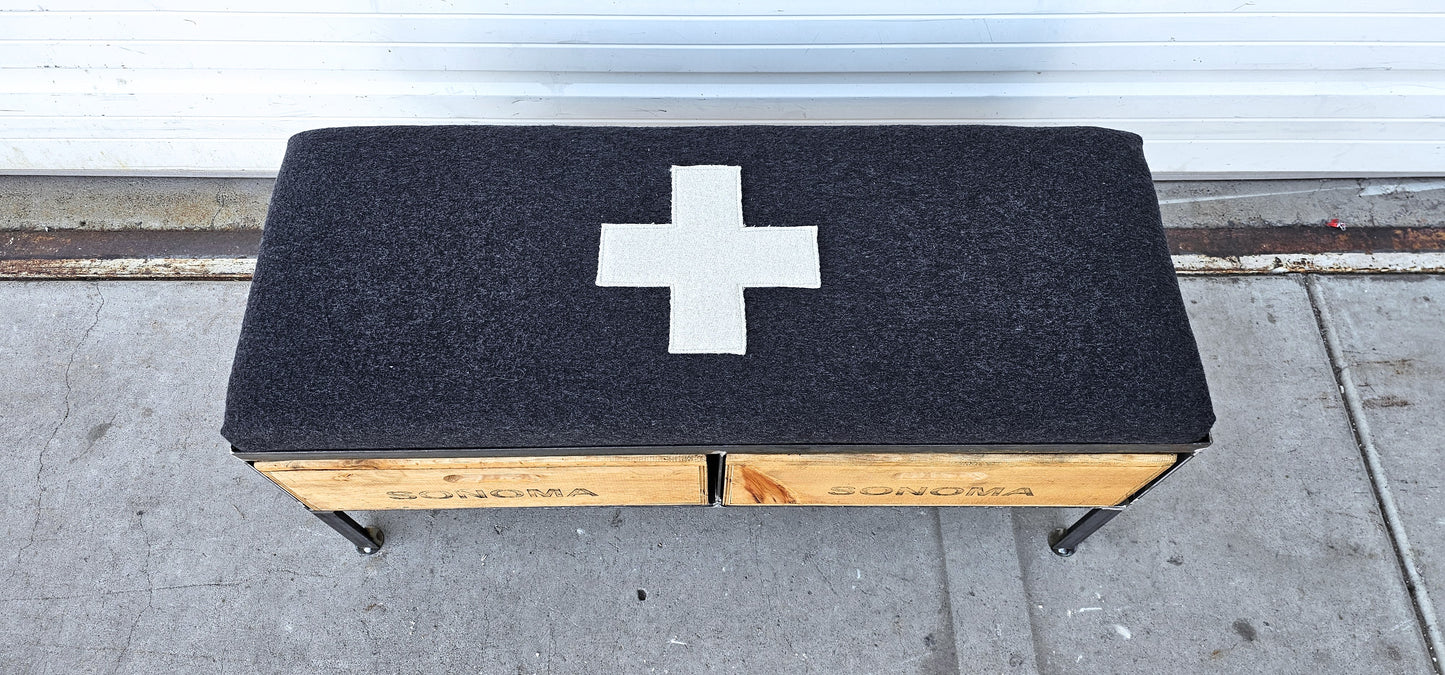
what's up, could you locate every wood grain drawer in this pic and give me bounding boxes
[722,453,1175,507]
[254,454,710,510]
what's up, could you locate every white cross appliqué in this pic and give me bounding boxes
[596,165,821,355]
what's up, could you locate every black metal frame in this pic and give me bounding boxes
[312,510,384,554]
[240,437,1208,556]
[232,438,1209,462]
[1048,451,1199,557]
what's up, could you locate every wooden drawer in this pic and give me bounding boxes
[722,453,1175,507]
[254,454,710,510]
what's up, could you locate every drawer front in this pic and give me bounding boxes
[254,454,709,510]
[723,453,1175,507]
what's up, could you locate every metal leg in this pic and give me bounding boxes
[1045,451,1202,557]
[1048,507,1123,557]
[706,453,724,506]
[311,510,384,554]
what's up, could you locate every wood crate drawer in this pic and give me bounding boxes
[254,454,710,511]
[723,453,1175,507]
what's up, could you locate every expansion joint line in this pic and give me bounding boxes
[1306,275,1445,673]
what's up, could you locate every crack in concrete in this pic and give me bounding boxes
[112,508,156,674]
[208,191,224,228]
[16,640,219,663]
[15,283,105,569]
[0,581,245,604]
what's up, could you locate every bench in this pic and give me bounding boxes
[223,125,1214,556]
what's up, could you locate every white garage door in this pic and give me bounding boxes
[2,1,1443,177]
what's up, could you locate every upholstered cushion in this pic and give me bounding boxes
[222,125,1213,453]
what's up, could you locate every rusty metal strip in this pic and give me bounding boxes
[4,227,1445,280]
[13,254,1431,279]
[1,230,260,279]
[1173,253,1445,275]
[1164,226,1445,256]
[0,257,256,280]
[2,229,261,259]
[1167,226,1445,274]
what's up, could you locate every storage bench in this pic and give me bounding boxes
[223,124,1214,556]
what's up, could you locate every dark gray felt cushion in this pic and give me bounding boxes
[222,125,1214,453]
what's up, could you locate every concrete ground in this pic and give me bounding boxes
[1,274,1441,673]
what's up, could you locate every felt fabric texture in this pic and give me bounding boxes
[222,124,1215,453]
[596,165,821,354]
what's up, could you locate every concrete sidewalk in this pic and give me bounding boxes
[1,275,1442,673]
